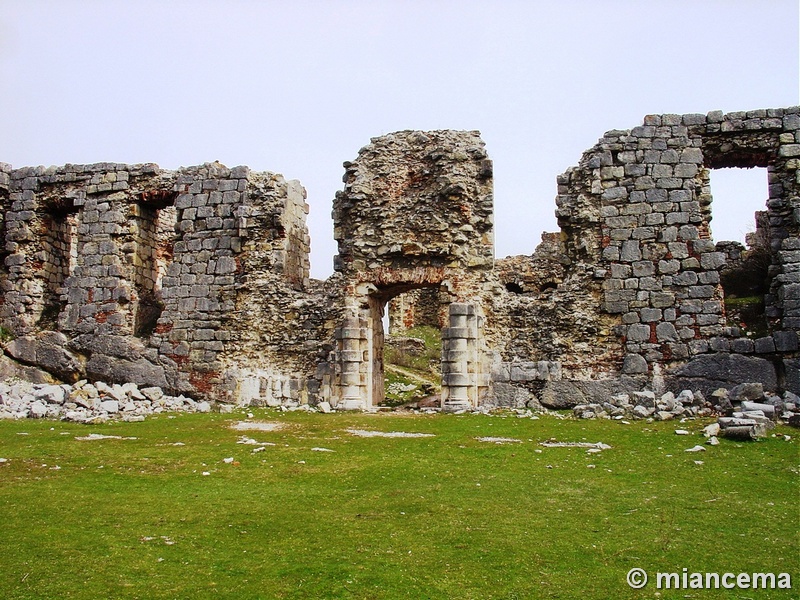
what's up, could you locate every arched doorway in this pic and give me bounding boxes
[334,284,487,411]
[366,283,442,407]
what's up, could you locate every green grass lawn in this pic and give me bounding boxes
[0,410,797,599]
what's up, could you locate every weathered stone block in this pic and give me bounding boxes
[640,308,662,322]
[754,336,776,354]
[668,354,778,395]
[658,259,680,274]
[490,382,533,408]
[627,324,651,342]
[656,322,679,342]
[620,240,642,262]
[650,292,675,308]
[774,330,799,352]
[622,354,648,374]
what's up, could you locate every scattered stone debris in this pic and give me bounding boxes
[140,536,175,545]
[311,447,334,452]
[685,445,706,453]
[0,379,210,423]
[230,421,282,432]
[236,435,276,446]
[572,389,710,421]
[75,433,137,441]
[709,385,797,439]
[475,437,522,444]
[346,429,435,438]
[572,385,800,431]
[540,441,611,450]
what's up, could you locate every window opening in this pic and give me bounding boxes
[133,194,177,337]
[38,199,78,328]
[709,167,771,338]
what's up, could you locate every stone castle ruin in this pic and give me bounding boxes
[0,107,797,409]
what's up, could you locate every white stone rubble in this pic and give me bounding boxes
[571,385,800,430]
[346,429,435,438]
[0,378,212,423]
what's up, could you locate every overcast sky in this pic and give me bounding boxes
[1,0,797,279]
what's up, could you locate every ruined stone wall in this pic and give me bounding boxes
[387,287,443,334]
[334,130,494,277]
[2,108,795,410]
[489,232,622,407]
[0,162,333,404]
[331,130,498,410]
[550,108,798,395]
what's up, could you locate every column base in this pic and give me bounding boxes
[442,400,472,413]
[338,399,367,411]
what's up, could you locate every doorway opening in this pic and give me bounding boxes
[368,285,443,408]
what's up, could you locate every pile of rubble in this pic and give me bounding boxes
[0,379,211,423]
[572,383,799,429]
[572,389,711,421]
[711,383,800,439]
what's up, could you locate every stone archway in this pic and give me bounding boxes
[369,283,439,407]
[333,282,487,411]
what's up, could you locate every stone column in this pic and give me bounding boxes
[441,302,478,412]
[335,314,369,410]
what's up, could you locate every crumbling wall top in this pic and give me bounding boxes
[333,130,494,283]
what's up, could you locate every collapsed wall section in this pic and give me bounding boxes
[489,233,618,408]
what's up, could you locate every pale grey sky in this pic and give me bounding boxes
[1,0,797,279]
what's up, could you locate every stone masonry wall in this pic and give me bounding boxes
[551,108,798,395]
[334,130,494,277]
[395,109,799,404]
[1,107,796,410]
[0,162,332,404]
[331,130,497,410]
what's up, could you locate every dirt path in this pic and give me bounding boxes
[385,364,440,388]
